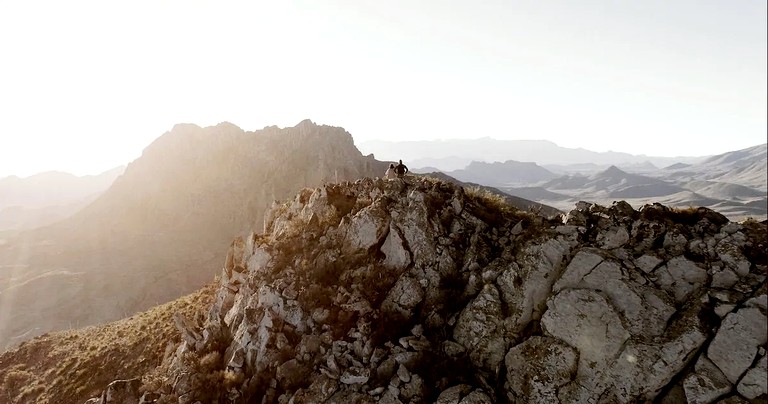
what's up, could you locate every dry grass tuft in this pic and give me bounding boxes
[0,282,216,404]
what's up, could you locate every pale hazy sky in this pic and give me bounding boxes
[0,1,765,177]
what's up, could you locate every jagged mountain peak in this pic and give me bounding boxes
[295,118,316,128]
[0,121,389,353]
[72,177,767,403]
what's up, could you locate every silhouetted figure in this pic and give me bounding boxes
[394,160,409,178]
[385,163,397,180]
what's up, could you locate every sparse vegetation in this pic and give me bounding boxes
[465,186,515,215]
[0,283,216,404]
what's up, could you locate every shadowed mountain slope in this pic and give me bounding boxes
[0,283,216,404]
[0,167,124,211]
[0,167,125,232]
[0,120,388,351]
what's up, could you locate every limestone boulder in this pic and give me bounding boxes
[496,239,571,334]
[504,336,578,403]
[708,307,767,383]
[99,378,141,404]
[683,356,732,404]
[736,354,767,399]
[435,384,474,404]
[655,256,708,302]
[541,289,630,402]
[608,308,707,401]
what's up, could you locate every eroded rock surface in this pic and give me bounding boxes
[89,178,768,403]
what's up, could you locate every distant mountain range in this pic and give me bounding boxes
[0,167,124,232]
[428,143,767,221]
[359,138,705,171]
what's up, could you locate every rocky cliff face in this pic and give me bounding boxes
[93,177,766,403]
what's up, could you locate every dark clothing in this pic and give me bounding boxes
[394,163,409,177]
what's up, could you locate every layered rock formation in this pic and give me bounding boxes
[89,177,765,403]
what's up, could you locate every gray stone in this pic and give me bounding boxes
[558,257,674,337]
[294,374,338,403]
[736,354,767,399]
[340,367,370,385]
[610,311,707,402]
[708,307,767,383]
[716,241,751,277]
[443,341,466,358]
[276,359,310,390]
[101,378,141,404]
[634,254,662,274]
[655,256,708,302]
[745,294,767,311]
[496,240,570,333]
[435,385,474,404]
[345,209,389,251]
[399,373,426,400]
[396,364,410,383]
[541,289,630,402]
[381,223,411,270]
[453,284,502,349]
[388,276,424,310]
[552,250,604,291]
[712,268,739,289]
[458,390,493,404]
[504,336,578,403]
[714,303,736,318]
[599,226,630,249]
[683,356,732,404]
[721,223,741,234]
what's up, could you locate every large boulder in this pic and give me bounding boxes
[707,307,767,384]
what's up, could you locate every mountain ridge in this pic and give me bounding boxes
[0,120,553,352]
[0,120,389,351]
[359,138,711,170]
[10,176,762,404]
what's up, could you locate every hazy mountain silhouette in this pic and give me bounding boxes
[661,143,767,192]
[523,145,766,220]
[0,120,389,350]
[437,160,558,187]
[0,167,124,231]
[409,143,766,221]
[542,166,685,198]
[0,167,124,210]
[360,138,704,170]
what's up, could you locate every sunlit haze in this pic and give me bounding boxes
[1,0,766,177]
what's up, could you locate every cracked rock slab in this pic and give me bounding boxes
[708,307,767,384]
[504,336,578,403]
[541,289,630,402]
[683,356,732,404]
[736,354,767,399]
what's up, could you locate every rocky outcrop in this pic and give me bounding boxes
[90,178,767,403]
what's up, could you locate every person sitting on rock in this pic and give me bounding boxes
[385,163,398,180]
[394,160,409,178]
